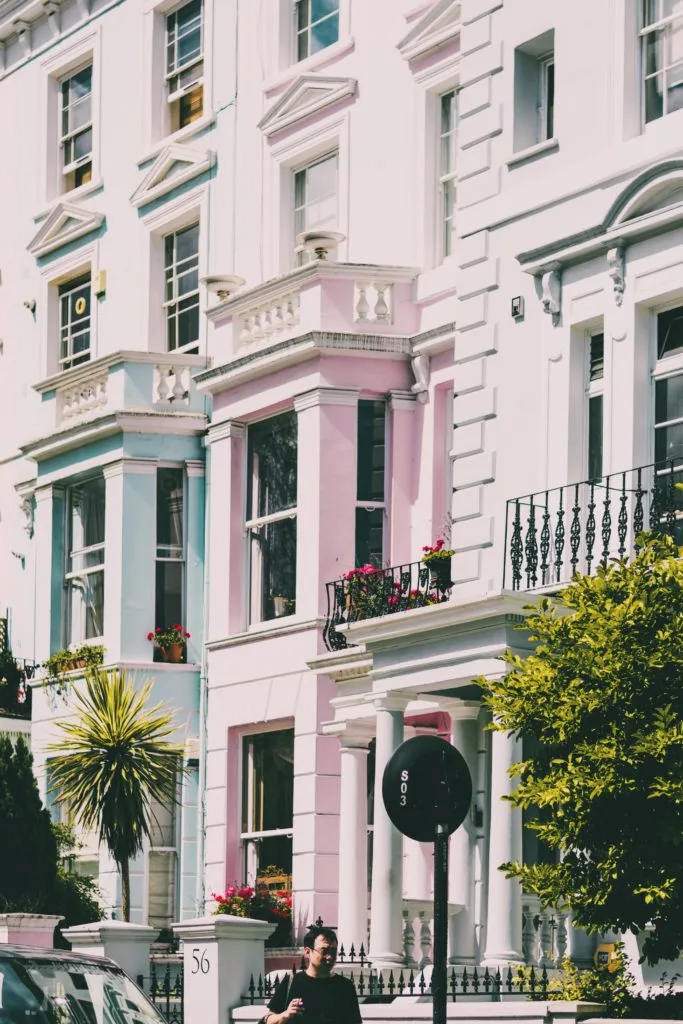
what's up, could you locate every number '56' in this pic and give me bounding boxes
[192,948,210,974]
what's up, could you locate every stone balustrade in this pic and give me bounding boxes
[237,291,301,344]
[155,363,191,404]
[522,895,569,966]
[57,372,108,425]
[354,281,394,324]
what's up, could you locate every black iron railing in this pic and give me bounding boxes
[323,560,453,651]
[0,655,36,720]
[137,962,183,1024]
[0,618,7,654]
[504,459,683,591]
[244,963,550,1003]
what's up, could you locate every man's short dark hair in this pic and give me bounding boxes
[303,925,338,950]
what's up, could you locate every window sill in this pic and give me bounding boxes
[264,36,355,95]
[137,113,217,168]
[33,178,105,223]
[506,137,559,169]
[206,616,324,650]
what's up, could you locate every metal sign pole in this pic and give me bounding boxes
[432,824,449,1024]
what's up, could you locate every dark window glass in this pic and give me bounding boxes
[589,333,604,381]
[356,400,385,502]
[355,508,384,568]
[242,729,294,834]
[588,395,603,481]
[247,413,298,518]
[155,468,184,641]
[658,306,683,359]
[545,60,555,139]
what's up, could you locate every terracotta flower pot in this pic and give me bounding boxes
[162,643,184,664]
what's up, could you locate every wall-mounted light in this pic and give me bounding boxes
[511,296,525,320]
[23,299,36,314]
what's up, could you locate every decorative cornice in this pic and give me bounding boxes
[185,458,205,477]
[369,691,416,712]
[258,75,357,137]
[206,419,245,444]
[27,201,104,258]
[398,0,461,62]
[293,387,360,412]
[130,144,216,209]
[389,389,417,411]
[102,457,158,479]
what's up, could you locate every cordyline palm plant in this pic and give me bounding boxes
[48,668,184,921]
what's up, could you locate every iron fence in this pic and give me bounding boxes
[323,560,452,651]
[504,458,683,591]
[137,961,183,1024]
[244,962,551,1004]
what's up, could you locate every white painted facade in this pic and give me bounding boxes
[1,0,682,971]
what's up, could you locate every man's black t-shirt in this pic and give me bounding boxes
[268,972,362,1024]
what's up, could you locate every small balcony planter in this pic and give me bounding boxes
[421,539,454,594]
[212,876,292,948]
[146,625,190,664]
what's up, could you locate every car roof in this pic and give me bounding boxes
[0,944,119,968]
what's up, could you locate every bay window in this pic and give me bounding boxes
[241,729,294,885]
[65,476,105,643]
[246,412,298,623]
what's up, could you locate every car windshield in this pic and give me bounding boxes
[0,955,164,1024]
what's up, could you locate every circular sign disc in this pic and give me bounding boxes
[382,735,473,842]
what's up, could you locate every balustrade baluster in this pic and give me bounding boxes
[554,488,565,583]
[650,465,663,532]
[171,369,186,402]
[524,499,538,588]
[509,500,524,590]
[666,460,677,536]
[634,468,645,542]
[539,492,551,585]
[585,482,596,574]
[355,285,369,321]
[374,283,390,322]
[569,484,581,576]
[617,473,629,558]
[601,477,612,568]
[157,368,171,402]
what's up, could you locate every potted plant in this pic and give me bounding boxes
[146,624,191,663]
[212,873,292,947]
[422,538,454,593]
[43,643,105,677]
[342,563,386,619]
[272,595,294,617]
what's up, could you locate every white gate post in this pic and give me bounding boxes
[173,916,275,1024]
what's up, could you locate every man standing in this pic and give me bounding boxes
[265,926,362,1024]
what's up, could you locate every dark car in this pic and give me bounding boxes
[0,943,165,1024]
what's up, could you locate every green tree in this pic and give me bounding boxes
[482,535,683,964]
[0,735,58,910]
[48,669,184,921]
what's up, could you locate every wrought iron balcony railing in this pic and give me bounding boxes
[323,559,452,651]
[504,458,683,592]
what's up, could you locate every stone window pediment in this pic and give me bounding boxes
[397,0,461,62]
[130,143,216,209]
[27,202,105,259]
[258,74,357,138]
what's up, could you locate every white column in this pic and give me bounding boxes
[482,726,524,965]
[448,705,479,965]
[369,694,409,966]
[334,727,370,955]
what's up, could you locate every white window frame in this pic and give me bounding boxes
[163,222,201,353]
[266,113,350,276]
[295,0,341,63]
[38,243,100,381]
[245,413,298,625]
[141,188,209,354]
[355,397,387,567]
[64,475,106,647]
[437,89,457,263]
[292,150,339,266]
[141,0,215,156]
[155,465,186,634]
[270,0,352,82]
[585,330,605,482]
[39,29,103,208]
[59,63,94,188]
[411,58,459,275]
[640,0,683,125]
[239,725,294,887]
[58,272,93,371]
[537,54,555,143]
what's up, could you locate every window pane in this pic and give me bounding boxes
[177,305,199,349]
[355,507,384,568]
[311,11,339,53]
[68,569,104,640]
[357,400,385,501]
[73,128,93,161]
[312,0,339,19]
[70,478,105,551]
[655,374,683,463]
[155,562,184,634]
[589,333,604,380]
[157,468,184,553]
[545,61,555,137]
[242,730,294,834]
[250,517,297,622]
[658,306,683,358]
[306,154,337,201]
[588,395,603,481]
[247,413,298,518]
[176,223,199,262]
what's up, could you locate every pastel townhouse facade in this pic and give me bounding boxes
[3,0,683,974]
[199,0,683,975]
[0,0,237,926]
